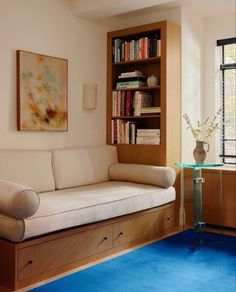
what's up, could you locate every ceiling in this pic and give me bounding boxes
[70,0,236,20]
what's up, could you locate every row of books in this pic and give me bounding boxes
[111,120,136,144]
[111,121,160,145]
[113,36,161,63]
[112,90,160,117]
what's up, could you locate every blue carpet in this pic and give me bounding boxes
[29,230,236,292]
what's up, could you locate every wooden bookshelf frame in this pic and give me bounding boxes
[107,21,181,224]
[106,21,181,168]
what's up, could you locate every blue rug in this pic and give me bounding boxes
[29,230,236,292]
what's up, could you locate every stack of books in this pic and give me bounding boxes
[112,90,152,117]
[116,71,147,89]
[113,35,161,63]
[136,129,160,145]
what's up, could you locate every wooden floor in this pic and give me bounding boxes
[1,225,234,292]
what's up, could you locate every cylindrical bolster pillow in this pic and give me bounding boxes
[0,179,40,219]
[109,163,176,188]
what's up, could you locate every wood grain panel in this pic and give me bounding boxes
[222,171,236,228]
[0,239,16,290]
[0,203,176,290]
[64,224,113,264]
[116,144,166,165]
[17,225,113,281]
[113,207,174,247]
[106,21,180,169]
[184,168,236,228]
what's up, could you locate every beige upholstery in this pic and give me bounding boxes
[0,145,177,243]
[0,150,55,192]
[0,179,40,219]
[52,145,118,189]
[109,163,176,188]
[0,214,25,242]
[0,181,175,242]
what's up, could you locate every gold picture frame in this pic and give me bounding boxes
[17,50,68,131]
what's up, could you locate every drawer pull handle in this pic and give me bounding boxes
[118,232,124,237]
[167,217,170,221]
[28,260,33,264]
[101,237,108,243]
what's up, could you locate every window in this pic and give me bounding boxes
[217,37,236,165]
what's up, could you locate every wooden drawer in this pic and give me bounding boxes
[113,206,174,247]
[17,224,113,281]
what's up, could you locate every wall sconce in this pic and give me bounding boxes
[82,83,97,110]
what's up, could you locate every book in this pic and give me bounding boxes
[141,93,152,107]
[141,107,161,114]
[137,129,160,133]
[125,91,131,116]
[118,76,147,82]
[116,81,147,89]
[120,70,144,77]
[133,91,152,116]
[137,129,160,137]
[137,132,160,137]
[114,39,123,62]
[133,91,141,116]
[136,137,160,145]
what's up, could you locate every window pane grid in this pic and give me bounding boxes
[217,39,236,165]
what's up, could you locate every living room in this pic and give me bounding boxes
[0,0,235,291]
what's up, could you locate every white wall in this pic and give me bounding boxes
[204,12,236,162]
[71,0,174,20]
[0,0,107,150]
[181,8,205,162]
[100,7,181,29]
[1,0,233,160]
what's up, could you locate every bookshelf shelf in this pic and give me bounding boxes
[111,143,161,147]
[107,21,180,167]
[112,115,160,119]
[112,56,160,66]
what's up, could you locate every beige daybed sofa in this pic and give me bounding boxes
[0,145,176,243]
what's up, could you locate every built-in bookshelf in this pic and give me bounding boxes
[107,21,181,167]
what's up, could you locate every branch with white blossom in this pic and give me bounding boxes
[183,109,225,143]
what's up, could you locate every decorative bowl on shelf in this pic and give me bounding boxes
[147,75,158,87]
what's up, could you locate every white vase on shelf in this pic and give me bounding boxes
[147,75,158,87]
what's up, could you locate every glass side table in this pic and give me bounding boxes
[176,163,223,245]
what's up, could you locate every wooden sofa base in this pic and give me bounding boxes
[0,202,175,291]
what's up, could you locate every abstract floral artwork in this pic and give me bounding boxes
[17,51,68,131]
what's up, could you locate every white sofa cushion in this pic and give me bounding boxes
[0,150,55,192]
[0,180,40,219]
[0,181,175,242]
[0,214,25,242]
[52,145,118,189]
[109,163,176,188]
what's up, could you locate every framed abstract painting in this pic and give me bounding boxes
[17,50,68,131]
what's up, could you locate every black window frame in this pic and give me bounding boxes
[217,37,236,165]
